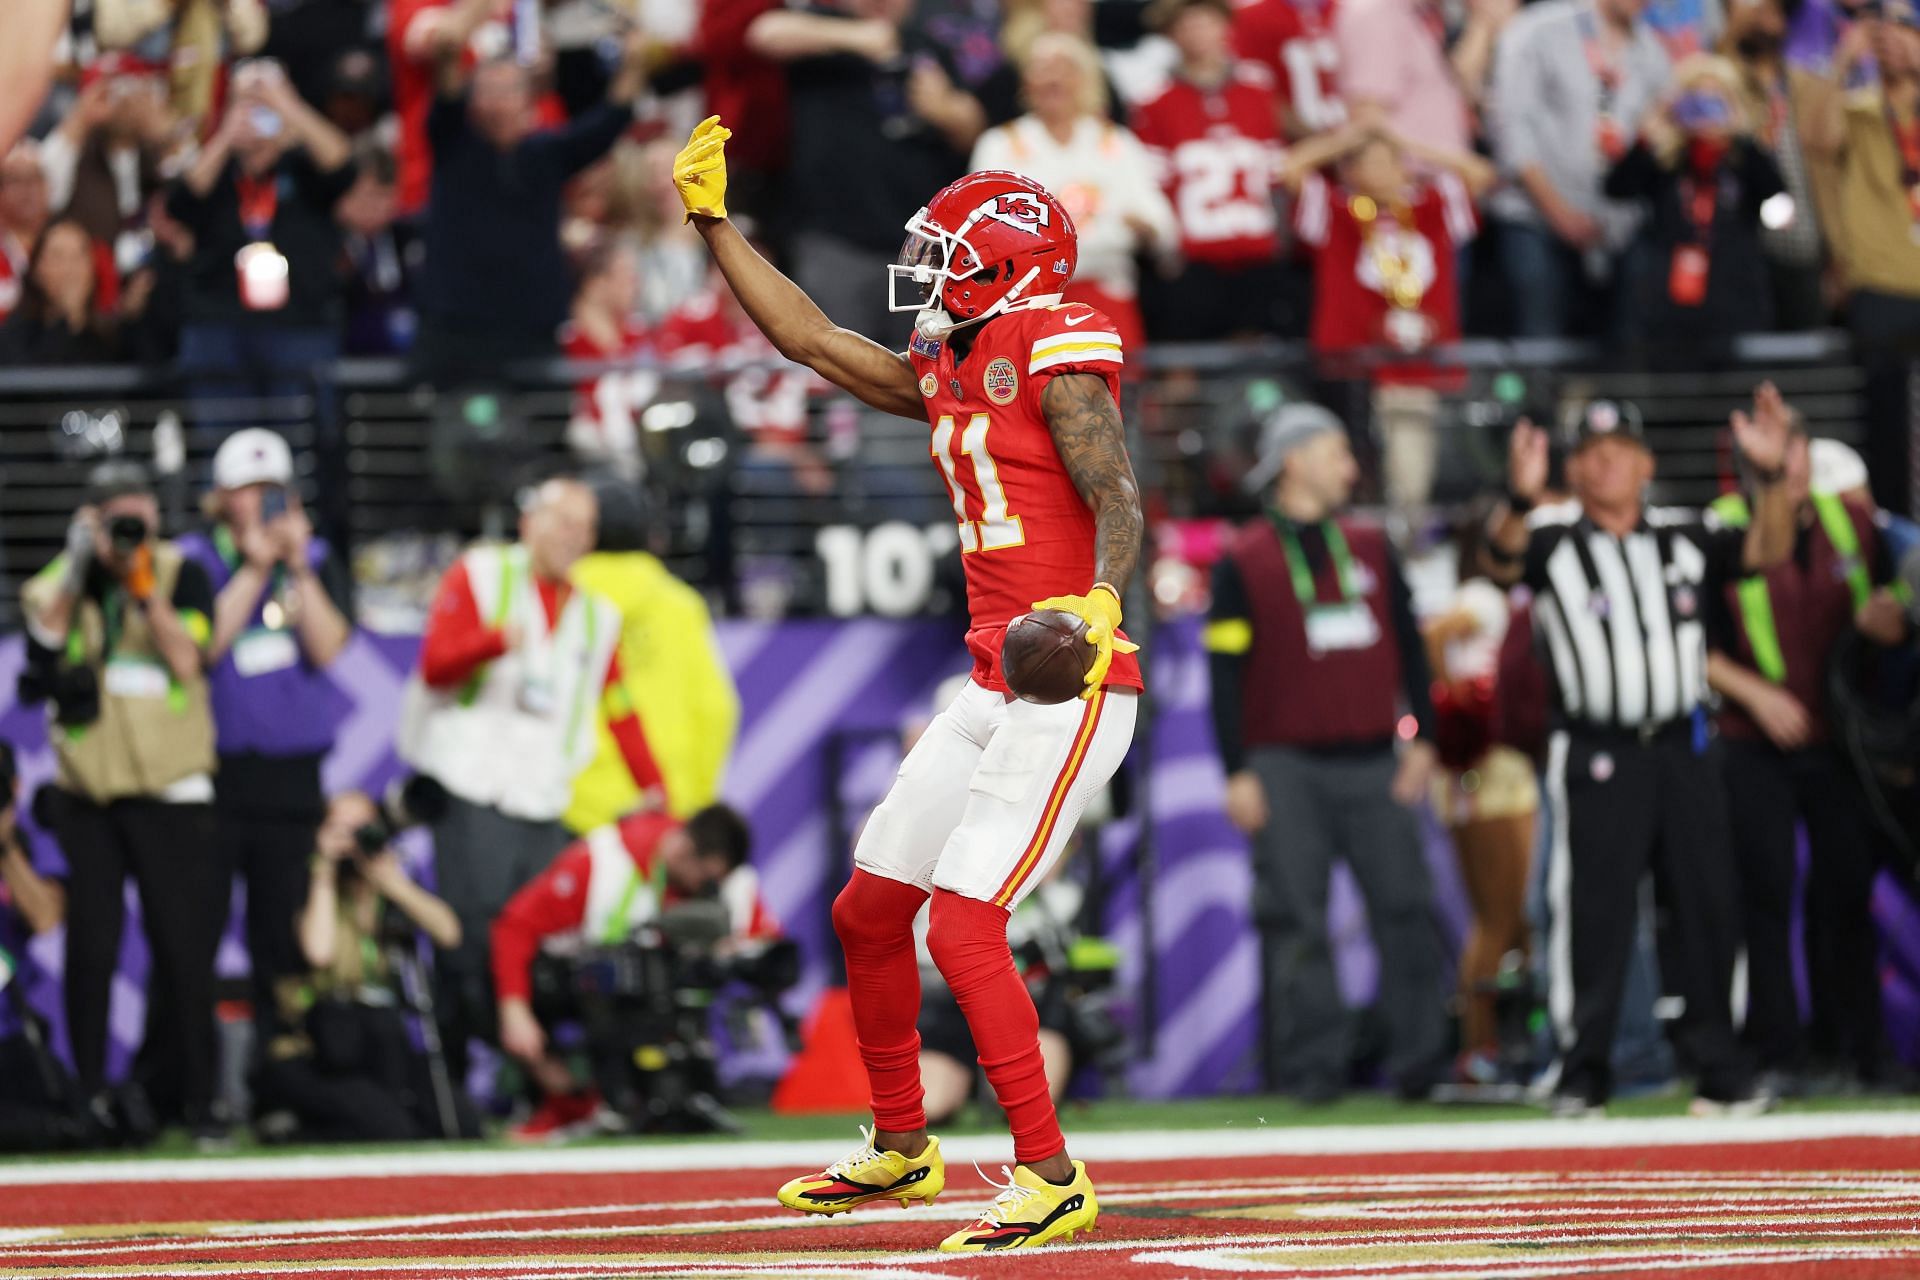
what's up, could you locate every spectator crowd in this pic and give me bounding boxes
[6,0,1920,505]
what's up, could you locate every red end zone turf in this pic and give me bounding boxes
[1,1129,1917,1278]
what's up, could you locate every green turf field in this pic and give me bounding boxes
[10,1091,1919,1164]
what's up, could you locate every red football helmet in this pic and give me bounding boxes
[889,170,1079,339]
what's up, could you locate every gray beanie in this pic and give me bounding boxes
[1245,402,1345,493]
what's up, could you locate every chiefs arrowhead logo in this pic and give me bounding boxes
[977,193,1051,233]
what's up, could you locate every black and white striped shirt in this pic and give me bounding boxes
[1522,503,1748,732]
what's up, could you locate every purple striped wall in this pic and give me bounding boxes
[3,618,1917,1097]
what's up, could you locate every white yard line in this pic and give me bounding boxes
[2,1111,1918,1188]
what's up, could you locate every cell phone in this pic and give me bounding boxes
[261,485,289,522]
[1671,91,1733,128]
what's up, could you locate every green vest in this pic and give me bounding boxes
[21,543,216,802]
[1710,492,1871,684]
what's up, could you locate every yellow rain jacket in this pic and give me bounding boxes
[565,552,740,830]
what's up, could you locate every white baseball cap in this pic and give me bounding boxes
[212,428,294,490]
[1809,438,1868,497]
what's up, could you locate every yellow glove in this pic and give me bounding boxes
[672,115,731,222]
[1032,583,1139,699]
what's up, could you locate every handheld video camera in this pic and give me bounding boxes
[532,903,800,1135]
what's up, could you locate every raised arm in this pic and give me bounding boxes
[674,118,922,418]
[1730,383,1797,574]
[1483,417,1549,587]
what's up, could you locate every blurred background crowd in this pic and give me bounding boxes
[0,0,1918,1152]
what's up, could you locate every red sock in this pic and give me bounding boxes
[832,869,929,1134]
[926,889,1065,1166]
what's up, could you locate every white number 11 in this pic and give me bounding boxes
[931,412,1025,553]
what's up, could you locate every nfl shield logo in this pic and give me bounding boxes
[1591,752,1614,783]
[1674,586,1697,618]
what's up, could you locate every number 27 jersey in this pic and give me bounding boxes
[907,300,1144,694]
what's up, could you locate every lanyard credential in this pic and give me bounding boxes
[1270,514,1359,607]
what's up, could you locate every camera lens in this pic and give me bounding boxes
[108,514,148,552]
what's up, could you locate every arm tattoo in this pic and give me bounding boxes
[1041,373,1144,595]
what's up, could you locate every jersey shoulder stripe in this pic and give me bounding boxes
[1026,303,1124,376]
[1031,343,1124,374]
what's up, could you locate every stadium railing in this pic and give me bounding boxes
[0,331,1891,634]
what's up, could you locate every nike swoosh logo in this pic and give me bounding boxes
[1062,312,1095,326]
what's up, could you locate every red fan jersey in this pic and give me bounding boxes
[1232,0,1346,135]
[561,316,653,442]
[907,302,1144,694]
[1294,171,1476,356]
[1131,68,1286,267]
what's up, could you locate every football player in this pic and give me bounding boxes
[672,117,1143,1252]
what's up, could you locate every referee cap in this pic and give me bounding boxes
[1246,402,1346,492]
[1566,398,1647,451]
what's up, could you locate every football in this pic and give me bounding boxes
[1001,609,1094,705]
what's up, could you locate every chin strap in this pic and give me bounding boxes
[915,273,1056,340]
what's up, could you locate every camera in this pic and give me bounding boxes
[1016,934,1129,1075]
[530,906,800,1135]
[16,659,101,728]
[106,514,149,555]
[352,774,451,856]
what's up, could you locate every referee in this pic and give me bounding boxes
[1485,390,1796,1115]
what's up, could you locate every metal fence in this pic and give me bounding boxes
[0,332,1889,633]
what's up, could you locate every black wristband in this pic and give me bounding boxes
[1504,486,1537,514]
[1750,462,1786,486]
[1486,540,1523,566]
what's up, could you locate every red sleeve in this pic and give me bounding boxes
[491,841,594,1001]
[1231,1,1288,89]
[418,560,510,689]
[1022,304,1125,421]
[605,649,665,793]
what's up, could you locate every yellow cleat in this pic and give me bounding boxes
[937,1160,1098,1251]
[775,1125,945,1215]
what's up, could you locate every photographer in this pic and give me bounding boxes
[19,461,223,1137]
[255,791,472,1141]
[179,429,352,1038]
[489,804,774,1140]
[0,741,91,1152]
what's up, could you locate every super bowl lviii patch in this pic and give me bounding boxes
[985,357,1019,405]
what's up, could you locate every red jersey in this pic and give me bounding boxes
[561,316,654,446]
[1131,69,1286,267]
[1295,171,1476,356]
[907,302,1143,694]
[658,289,825,445]
[1232,0,1346,135]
